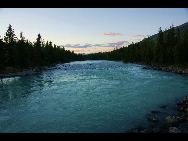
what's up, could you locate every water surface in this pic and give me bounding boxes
[0,60,188,133]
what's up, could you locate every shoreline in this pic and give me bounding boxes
[0,66,51,79]
[1,61,188,79]
[141,64,188,76]
[126,63,188,133]
[0,69,39,79]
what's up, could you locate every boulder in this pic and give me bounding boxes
[175,103,186,112]
[185,108,188,116]
[185,116,188,121]
[176,112,186,122]
[169,127,181,133]
[183,96,188,103]
[147,114,159,123]
[129,127,148,133]
[160,105,168,108]
[129,128,139,133]
[151,111,161,114]
[165,116,179,127]
[149,125,161,133]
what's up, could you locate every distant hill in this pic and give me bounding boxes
[148,22,188,42]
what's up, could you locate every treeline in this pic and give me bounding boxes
[1,23,188,74]
[0,24,84,73]
[85,24,188,68]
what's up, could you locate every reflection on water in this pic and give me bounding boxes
[0,60,188,133]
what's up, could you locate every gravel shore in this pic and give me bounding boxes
[0,69,39,79]
[142,65,188,76]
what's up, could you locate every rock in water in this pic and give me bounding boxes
[129,127,148,133]
[183,96,188,104]
[176,112,186,122]
[169,127,181,133]
[147,114,159,123]
[160,105,168,108]
[175,102,186,112]
[165,116,179,127]
[151,111,161,113]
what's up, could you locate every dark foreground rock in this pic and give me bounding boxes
[169,127,181,133]
[147,114,159,123]
[127,96,188,133]
[165,116,179,127]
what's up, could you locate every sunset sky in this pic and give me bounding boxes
[0,8,188,54]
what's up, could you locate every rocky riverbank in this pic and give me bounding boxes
[142,65,188,76]
[127,96,188,133]
[0,69,38,79]
[0,66,51,79]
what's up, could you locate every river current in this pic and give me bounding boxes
[0,60,188,133]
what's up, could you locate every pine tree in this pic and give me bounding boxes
[15,32,30,69]
[0,37,6,72]
[174,28,181,65]
[156,27,165,65]
[165,24,175,65]
[4,24,18,70]
[34,34,43,67]
[4,24,17,44]
[181,28,188,66]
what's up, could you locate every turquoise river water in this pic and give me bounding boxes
[0,60,188,133]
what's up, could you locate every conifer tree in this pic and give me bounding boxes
[4,24,17,44]
[15,32,29,69]
[34,34,43,67]
[156,27,165,65]
[174,28,181,65]
[4,24,17,70]
[181,28,188,66]
[165,24,175,65]
[0,37,6,72]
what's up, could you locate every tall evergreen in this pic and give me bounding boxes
[4,24,17,44]
[164,24,175,65]
[174,28,181,65]
[34,34,43,67]
[15,32,30,69]
[181,28,188,66]
[157,27,165,65]
[4,24,17,70]
[0,38,6,72]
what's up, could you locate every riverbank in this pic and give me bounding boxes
[142,64,188,76]
[127,96,188,133]
[0,66,52,79]
[126,63,188,133]
[0,69,39,79]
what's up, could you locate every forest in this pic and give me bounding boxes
[85,23,188,68]
[0,23,188,74]
[0,24,84,73]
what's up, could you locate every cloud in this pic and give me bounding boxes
[60,43,92,48]
[102,40,130,47]
[100,31,124,36]
[129,35,150,38]
[135,39,141,41]
[61,40,130,50]
[62,41,130,54]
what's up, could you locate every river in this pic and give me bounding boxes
[0,60,188,133]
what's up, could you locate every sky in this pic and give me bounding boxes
[0,8,188,54]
